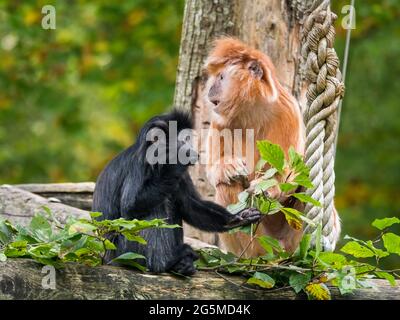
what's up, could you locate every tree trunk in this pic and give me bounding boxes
[174,0,306,245]
[1,259,398,300]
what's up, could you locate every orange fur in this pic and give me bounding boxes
[204,38,340,256]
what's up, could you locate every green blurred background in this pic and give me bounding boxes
[0,1,398,265]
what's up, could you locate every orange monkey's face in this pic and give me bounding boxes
[203,37,283,124]
[205,60,265,118]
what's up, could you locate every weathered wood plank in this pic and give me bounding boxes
[0,259,398,300]
[0,185,399,300]
[0,185,90,226]
[15,182,95,193]
[15,183,95,211]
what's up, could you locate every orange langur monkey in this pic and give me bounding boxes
[204,38,340,256]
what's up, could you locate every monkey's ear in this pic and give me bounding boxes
[147,120,168,142]
[151,120,169,132]
[248,60,264,80]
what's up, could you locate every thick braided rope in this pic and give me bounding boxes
[301,0,344,250]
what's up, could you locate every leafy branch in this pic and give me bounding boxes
[196,217,400,299]
[227,141,319,233]
[203,140,400,299]
[0,209,179,271]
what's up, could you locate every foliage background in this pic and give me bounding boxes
[0,1,398,266]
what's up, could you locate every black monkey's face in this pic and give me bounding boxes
[143,116,198,168]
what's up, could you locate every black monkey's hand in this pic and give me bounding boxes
[225,207,262,228]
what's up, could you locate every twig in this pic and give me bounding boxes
[236,220,261,260]
[214,270,265,293]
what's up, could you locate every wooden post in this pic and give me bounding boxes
[174,0,306,245]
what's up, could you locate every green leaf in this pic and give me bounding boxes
[365,240,389,258]
[315,224,322,259]
[4,240,28,257]
[104,239,117,250]
[68,221,97,235]
[382,233,400,255]
[112,252,146,271]
[288,146,298,167]
[74,248,91,257]
[28,243,59,259]
[0,252,7,262]
[9,240,28,248]
[257,140,285,173]
[305,283,331,300]
[258,235,282,254]
[247,272,275,289]
[238,191,250,203]
[318,252,347,268]
[340,241,375,258]
[86,238,105,252]
[113,252,146,261]
[29,214,53,242]
[228,224,254,235]
[280,208,303,230]
[293,174,313,189]
[256,197,272,214]
[289,272,312,293]
[227,202,247,215]
[108,218,177,232]
[159,223,181,229]
[288,146,309,176]
[90,212,103,219]
[353,263,376,275]
[299,234,312,260]
[279,183,298,193]
[197,249,222,266]
[372,217,400,230]
[375,271,396,286]
[254,179,278,194]
[267,200,283,215]
[281,207,315,230]
[121,231,147,244]
[292,193,321,207]
[0,220,16,245]
[263,168,278,179]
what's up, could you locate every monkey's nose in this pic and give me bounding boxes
[210,99,220,106]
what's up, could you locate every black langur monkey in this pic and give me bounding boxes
[92,110,261,275]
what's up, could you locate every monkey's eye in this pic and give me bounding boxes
[219,73,224,81]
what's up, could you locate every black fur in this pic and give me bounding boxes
[92,110,260,275]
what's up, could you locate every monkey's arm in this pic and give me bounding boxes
[177,174,260,232]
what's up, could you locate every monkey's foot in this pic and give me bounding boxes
[169,245,199,276]
[226,207,262,228]
[210,158,249,187]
